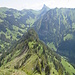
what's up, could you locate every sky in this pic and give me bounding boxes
[0,0,75,10]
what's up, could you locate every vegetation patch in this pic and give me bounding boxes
[47,42,57,51]
[64,34,73,41]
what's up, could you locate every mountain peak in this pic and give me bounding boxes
[20,29,39,43]
[42,4,50,10]
[43,4,47,8]
[39,4,50,17]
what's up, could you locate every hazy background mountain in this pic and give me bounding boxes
[34,8,75,65]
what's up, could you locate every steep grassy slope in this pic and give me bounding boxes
[0,29,75,75]
[0,5,50,52]
[34,8,75,64]
[0,7,36,52]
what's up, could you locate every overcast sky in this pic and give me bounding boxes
[0,0,75,10]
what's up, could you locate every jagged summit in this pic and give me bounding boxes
[42,4,48,9]
[38,4,50,17]
[41,4,50,11]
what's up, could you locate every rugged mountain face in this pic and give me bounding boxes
[0,29,75,75]
[38,4,50,18]
[34,8,75,64]
[0,5,49,52]
[0,7,36,52]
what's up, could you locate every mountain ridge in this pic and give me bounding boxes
[0,29,75,75]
